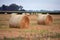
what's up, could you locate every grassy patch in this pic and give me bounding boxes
[3,32,60,40]
[48,33,60,38]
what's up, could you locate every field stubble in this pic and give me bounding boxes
[0,14,60,40]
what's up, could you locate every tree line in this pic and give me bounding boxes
[0,4,25,11]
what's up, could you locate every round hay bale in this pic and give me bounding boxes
[5,13,7,14]
[22,13,26,15]
[37,14,53,25]
[9,14,29,28]
[26,13,30,16]
[22,13,30,16]
[11,13,17,17]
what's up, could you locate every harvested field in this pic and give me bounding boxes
[0,14,60,40]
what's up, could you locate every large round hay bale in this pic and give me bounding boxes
[9,14,29,28]
[37,14,53,25]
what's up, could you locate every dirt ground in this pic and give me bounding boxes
[0,14,60,40]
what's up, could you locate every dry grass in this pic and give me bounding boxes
[0,14,60,40]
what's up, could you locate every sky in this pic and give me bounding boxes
[0,0,60,10]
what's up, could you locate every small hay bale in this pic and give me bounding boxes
[11,13,17,17]
[22,13,30,16]
[5,13,7,14]
[37,14,53,25]
[22,13,25,15]
[26,13,30,16]
[9,14,29,28]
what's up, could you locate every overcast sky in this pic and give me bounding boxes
[0,0,60,10]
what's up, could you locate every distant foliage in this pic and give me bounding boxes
[0,4,25,11]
